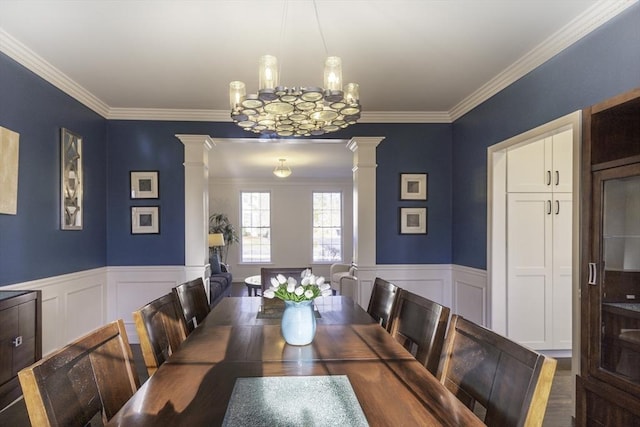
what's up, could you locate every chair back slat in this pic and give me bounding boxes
[133,292,187,376]
[438,315,557,427]
[173,278,210,334]
[367,277,401,331]
[389,290,450,375]
[18,319,139,427]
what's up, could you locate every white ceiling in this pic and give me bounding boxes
[0,1,634,179]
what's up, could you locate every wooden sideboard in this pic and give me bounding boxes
[0,290,42,409]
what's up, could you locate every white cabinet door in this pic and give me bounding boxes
[552,192,573,348]
[507,193,553,348]
[507,137,552,193]
[507,192,572,350]
[552,129,573,193]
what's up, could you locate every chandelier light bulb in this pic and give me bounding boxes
[273,159,292,178]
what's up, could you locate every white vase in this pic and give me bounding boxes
[281,300,316,346]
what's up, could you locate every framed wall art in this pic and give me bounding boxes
[131,206,160,234]
[130,171,159,199]
[61,128,83,230]
[400,173,428,201]
[399,207,427,234]
[0,126,19,215]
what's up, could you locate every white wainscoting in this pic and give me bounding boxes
[3,267,108,355]
[106,265,195,343]
[354,264,487,326]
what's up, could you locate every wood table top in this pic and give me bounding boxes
[107,297,483,426]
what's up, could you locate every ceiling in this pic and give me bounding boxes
[0,1,634,179]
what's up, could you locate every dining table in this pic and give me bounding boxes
[106,296,483,426]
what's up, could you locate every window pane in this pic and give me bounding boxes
[241,192,271,263]
[312,191,342,262]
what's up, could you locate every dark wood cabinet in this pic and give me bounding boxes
[0,290,42,409]
[577,88,640,425]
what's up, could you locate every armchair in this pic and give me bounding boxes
[330,263,358,301]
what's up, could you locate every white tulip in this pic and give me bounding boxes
[321,289,333,297]
[263,289,275,299]
[304,289,314,299]
[301,276,311,286]
[301,268,312,278]
[270,277,280,288]
[316,276,325,286]
[276,274,287,284]
[294,286,304,296]
[287,277,297,287]
[319,283,331,291]
[287,281,296,293]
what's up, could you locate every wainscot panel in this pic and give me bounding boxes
[3,268,107,355]
[452,265,488,326]
[107,266,192,343]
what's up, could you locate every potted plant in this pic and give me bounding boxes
[208,213,239,264]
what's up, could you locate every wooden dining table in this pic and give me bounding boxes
[106,296,483,426]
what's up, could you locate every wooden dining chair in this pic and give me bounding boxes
[367,277,401,331]
[18,319,140,427]
[133,292,187,376]
[438,315,557,427]
[389,290,450,375]
[173,277,211,334]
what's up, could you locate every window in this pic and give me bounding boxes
[312,192,342,262]
[241,192,271,262]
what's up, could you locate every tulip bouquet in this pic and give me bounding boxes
[263,269,332,302]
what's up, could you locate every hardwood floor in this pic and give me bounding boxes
[0,284,575,426]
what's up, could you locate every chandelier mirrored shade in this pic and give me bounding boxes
[259,55,279,91]
[273,159,292,178]
[229,81,246,110]
[229,55,361,137]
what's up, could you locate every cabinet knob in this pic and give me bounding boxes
[12,336,23,347]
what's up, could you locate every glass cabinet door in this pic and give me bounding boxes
[593,163,640,385]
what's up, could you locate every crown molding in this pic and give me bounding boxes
[1,1,635,124]
[449,0,638,121]
[0,28,110,117]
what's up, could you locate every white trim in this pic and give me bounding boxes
[0,2,633,123]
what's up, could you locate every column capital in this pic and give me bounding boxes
[175,134,213,150]
[347,136,384,152]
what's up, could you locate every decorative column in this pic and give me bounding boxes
[347,136,384,305]
[176,134,213,282]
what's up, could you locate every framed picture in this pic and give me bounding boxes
[130,171,159,199]
[400,173,428,200]
[61,128,83,230]
[0,126,19,215]
[400,207,427,234]
[131,206,160,234]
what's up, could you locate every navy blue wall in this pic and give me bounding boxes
[374,124,452,264]
[451,3,640,269]
[0,52,107,286]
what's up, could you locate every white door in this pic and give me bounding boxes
[507,193,553,348]
[552,192,573,348]
[507,137,552,193]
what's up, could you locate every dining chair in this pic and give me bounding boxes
[367,277,401,331]
[173,277,210,334]
[438,315,557,427]
[389,290,450,375]
[133,292,187,376]
[18,319,140,427]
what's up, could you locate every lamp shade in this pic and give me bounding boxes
[208,233,225,247]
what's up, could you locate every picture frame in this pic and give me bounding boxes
[399,207,427,234]
[131,206,160,234]
[0,126,20,215]
[400,173,428,201]
[61,128,83,230]
[130,171,159,199]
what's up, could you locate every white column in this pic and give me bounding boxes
[347,136,384,305]
[176,134,213,281]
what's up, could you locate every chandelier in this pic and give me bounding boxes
[229,54,361,137]
[273,158,292,178]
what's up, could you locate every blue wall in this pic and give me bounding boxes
[451,3,640,269]
[0,52,107,286]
